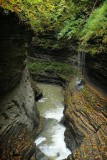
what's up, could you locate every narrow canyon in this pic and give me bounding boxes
[0,2,107,160]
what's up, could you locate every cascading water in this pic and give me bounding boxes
[35,83,71,160]
[77,51,81,79]
[75,51,85,90]
[81,51,86,76]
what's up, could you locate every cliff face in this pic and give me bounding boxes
[29,33,77,65]
[64,83,107,160]
[63,52,107,160]
[28,31,107,160]
[0,68,39,159]
[0,10,28,96]
[0,10,41,159]
[85,53,107,94]
[0,68,39,135]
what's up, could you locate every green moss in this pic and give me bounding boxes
[27,60,77,76]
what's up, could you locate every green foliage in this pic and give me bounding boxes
[57,0,107,54]
[1,0,75,32]
[27,60,77,75]
[81,1,107,41]
[1,0,107,54]
[80,0,107,54]
[57,17,84,40]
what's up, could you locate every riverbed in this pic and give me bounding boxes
[35,83,71,160]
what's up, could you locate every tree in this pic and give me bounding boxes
[0,0,107,54]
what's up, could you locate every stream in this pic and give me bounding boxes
[35,83,71,160]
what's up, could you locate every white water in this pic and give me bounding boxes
[81,51,85,75]
[75,52,85,90]
[35,83,71,160]
[77,51,85,79]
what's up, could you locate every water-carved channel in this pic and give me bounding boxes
[35,83,71,160]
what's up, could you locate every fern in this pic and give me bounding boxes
[80,0,107,53]
[0,0,106,54]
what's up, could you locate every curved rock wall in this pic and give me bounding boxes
[0,68,39,140]
[29,34,77,65]
[0,8,32,96]
[85,53,107,93]
[0,9,40,160]
[0,8,37,132]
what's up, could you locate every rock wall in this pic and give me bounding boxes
[85,53,107,93]
[64,83,107,160]
[0,9,41,160]
[0,8,32,96]
[0,68,40,159]
[29,34,77,65]
[0,68,39,138]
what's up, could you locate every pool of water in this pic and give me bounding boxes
[35,83,71,160]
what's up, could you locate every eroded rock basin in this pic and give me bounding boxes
[35,83,71,160]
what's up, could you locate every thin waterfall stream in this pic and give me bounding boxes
[81,51,86,76]
[76,52,85,90]
[35,83,71,160]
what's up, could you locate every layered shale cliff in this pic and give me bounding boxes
[86,53,107,94]
[28,36,107,160]
[29,33,77,65]
[64,83,107,160]
[0,7,107,160]
[0,10,41,160]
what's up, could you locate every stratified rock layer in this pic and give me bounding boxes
[0,68,41,160]
[86,53,107,94]
[64,83,107,160]
[0,9,32,96]
[0,10,42,160]
[0,68,39,136]
[29,32,77,65]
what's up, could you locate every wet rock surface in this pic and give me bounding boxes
[28,46,107,160]
[29,33,77,66]
[30,71,67,88]
[0,9,32,96]
[0,8,107,160]
[0,68,39,135]
[85,53,107,94]
[64,83,107,160]
[0,126,36,160]
[0,10,42,160]
[0,68,43,160]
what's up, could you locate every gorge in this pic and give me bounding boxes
[0,1,107,160]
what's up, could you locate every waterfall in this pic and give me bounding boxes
[81,51,85,76]
[78,51,85,77]
[76,51,85,90]
[77,51,81,80]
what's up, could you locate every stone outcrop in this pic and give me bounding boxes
[0,8,32,96]
[64,83,107,160]
[0,9,42,160]
[85,53,107,94]
[1,7,105,160]
[0,68,41,160]
[0,68,39,136]
[28,35,107,160]
[28,33,77,65]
